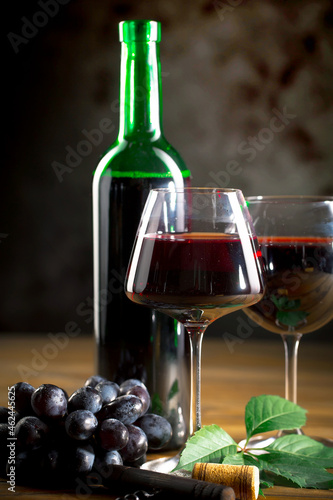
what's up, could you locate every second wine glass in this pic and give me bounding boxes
[244,195,333,446]
[125,188,265,440]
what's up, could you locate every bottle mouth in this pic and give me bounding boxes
[119,20,161,42]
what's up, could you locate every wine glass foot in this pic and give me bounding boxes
[141,453,180,473]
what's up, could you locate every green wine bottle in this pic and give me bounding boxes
[92,20,191,449]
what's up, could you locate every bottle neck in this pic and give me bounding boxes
[118,41,163,140]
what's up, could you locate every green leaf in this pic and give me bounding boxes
[276,310,309,327]
[170,395,332,491]
[245,395,307,439]
[259,452,333,489]
[168,379,179,401]
[259,486,267,497]
[222,453,259,467]
[260,469,298,489]
[271,295,300,310]
[265,434,333,468]
[259,472,275,490]
[173,424,237,472]
[270,295,309,326]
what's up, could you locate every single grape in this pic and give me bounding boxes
[95,380,120,405]
[65,442,95,476]
[125,453,147,468]
[97,418,129,451]
[120,424,148,463]
[135,414,172,450]
[0,406,19,424]
[39,446,67,486]
[97,395,143,425]
[0,407,9,423]
[8,447,45,486]
[15,415,49,449]
[68,386,103,414]
[93,449,123,479]
[40,435,82,487]
[84,375,107,388]
[65,409,98,440]
[1,407,20,428]
[119,379,147,395]
[11,382,35,416]
[46,415,68,446]
[42,446,62,474]
[126,386,150,415]
[31,384,68,420]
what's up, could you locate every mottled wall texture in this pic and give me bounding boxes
[2,0,333,338]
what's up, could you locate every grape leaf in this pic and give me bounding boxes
[171,396,332,491]
[260,470,289,489]
[259,452,333,489]
[270,295,309,326]
[271,295,300,310]
[276,310,309,327]
[222,453,259,467]
[173,424,237,471]
[245,395,307,439]
[264,434,333,468]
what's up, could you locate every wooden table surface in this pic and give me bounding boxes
[0,332,332,499]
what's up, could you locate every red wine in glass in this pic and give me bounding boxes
[248,236,333,335]
[130,232,263,324]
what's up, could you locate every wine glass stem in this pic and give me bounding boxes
[186,326,206,435]
[281,332,302,404]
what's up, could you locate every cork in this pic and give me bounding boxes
[192,463,260,500]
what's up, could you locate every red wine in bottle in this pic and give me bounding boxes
[92,21,191,449]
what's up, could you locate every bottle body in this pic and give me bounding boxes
[92,21,191,450]
[93,168,191,450]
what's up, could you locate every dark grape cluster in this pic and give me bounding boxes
[0,376,173,489]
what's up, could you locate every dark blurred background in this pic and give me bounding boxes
[2,0,333,341]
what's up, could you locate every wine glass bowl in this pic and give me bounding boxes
[125,187,265,447]
[243,195,333,445]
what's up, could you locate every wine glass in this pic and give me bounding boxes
[124,187,265,466]
[244,195,333,446]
